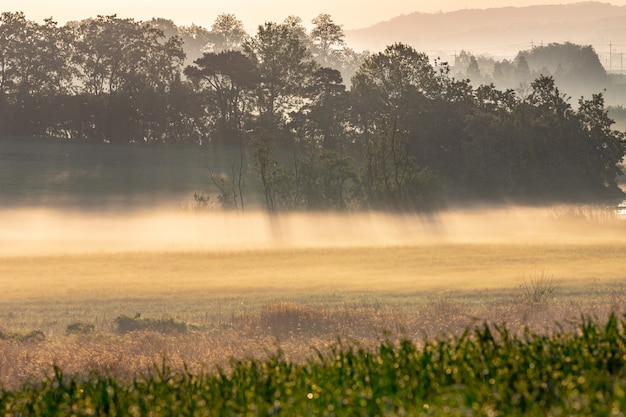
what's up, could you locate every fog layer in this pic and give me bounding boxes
[1,206,624,256]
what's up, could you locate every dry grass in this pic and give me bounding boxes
[0,277,624,390]
[3,242,626,298]
[1,207,625,390]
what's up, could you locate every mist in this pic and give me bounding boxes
[2,205,624,257]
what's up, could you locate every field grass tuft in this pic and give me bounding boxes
[518,271,561,304]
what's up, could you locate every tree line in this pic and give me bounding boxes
[1,12,625,210]
[454,42,626,106]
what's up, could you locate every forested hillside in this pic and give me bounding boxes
[1,12,624,210]
[454,42,626,109]
[344,2,626,59]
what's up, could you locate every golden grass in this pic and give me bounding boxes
[0,242,625,389]
[1,207,625,389]
[0,284,625,391]
[2,243,626,299]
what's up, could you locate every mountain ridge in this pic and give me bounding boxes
[345,2,626,58]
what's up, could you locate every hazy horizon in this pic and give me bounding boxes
[3,0,626,31]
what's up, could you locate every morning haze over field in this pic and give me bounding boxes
[1,1,626,414]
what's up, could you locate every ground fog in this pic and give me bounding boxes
[0,204,625,388]
[1,204,624,256]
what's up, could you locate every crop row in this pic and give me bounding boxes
[2,315,626,416]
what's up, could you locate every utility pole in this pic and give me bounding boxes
[609,41,612,72]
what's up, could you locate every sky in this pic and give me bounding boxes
[4,0,626,30]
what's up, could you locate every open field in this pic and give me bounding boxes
[1,207,626,391]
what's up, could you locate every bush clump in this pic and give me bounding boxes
[0,329,46,343]
[66,322,95,335]
[258,301,330,337]
[114,314,188,334]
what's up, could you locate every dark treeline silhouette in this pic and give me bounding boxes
[1,12,625,211]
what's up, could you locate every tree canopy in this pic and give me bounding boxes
[1,12,624,210]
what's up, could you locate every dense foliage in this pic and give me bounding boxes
[2,315,626,416]
[1,12,625,209]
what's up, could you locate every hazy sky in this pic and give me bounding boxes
[4,0,626,30]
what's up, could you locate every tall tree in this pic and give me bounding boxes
[513,76,582,196]
[208,14,247,52]
[466,56,482,84]
[185,50,257,210]
[244,20,316,119]
[243,20,318,210]
[290,67,350,152]
[0,13,73,136]
[351,43,440,209]
[184,50,256,142]
[68,15,185,141]
[288,67,358,209]
[461,84,517,197]
[310,13,345,67]
[177,23,213,65]
[576,93,626,195]
[70,15,183,96]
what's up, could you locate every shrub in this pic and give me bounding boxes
[0,329,46,343]
[258,301,329,338]
[192,192,211,211]
[66,322,95,335]
[18,330,46,343]
[519,272,560,304]
[114,314,188,334]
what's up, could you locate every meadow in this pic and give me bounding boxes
[1,206,626,405]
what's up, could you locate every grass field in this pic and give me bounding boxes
[1,207,626,393]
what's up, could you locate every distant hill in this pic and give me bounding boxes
[345,2,626,63]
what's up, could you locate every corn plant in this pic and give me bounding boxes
[2,314,626,416]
